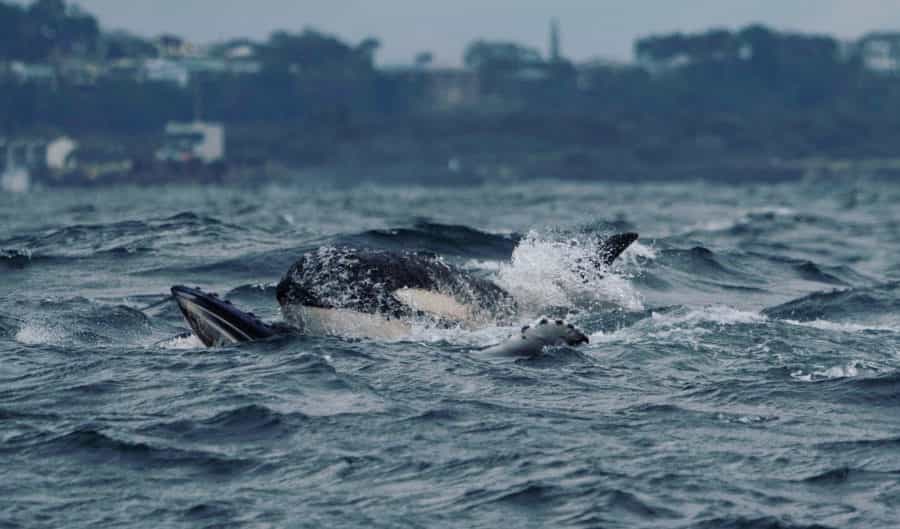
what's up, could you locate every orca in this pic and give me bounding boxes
[173,285,589,355]
[592,232,640,268]
[170,232,638,352]
[275,246,518,334]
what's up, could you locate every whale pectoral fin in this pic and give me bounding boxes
[392,288,473,322]
[480,318,590,357]
[596,232,639,267]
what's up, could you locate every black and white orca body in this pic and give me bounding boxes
[275,246,516,339]
[172,284,590,356]
[171,232,638,354]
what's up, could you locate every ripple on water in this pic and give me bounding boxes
[3,181,900,528]
[28,428,261,476]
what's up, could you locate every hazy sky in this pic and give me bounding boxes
[62,0,900,65]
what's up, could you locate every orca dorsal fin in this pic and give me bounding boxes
[596,232,639,267]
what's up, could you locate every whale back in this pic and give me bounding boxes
[276,247,516,330]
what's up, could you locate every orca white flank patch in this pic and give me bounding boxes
[392,288,473,321]
[286,305,411,340]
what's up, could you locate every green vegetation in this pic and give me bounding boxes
[0,0,99,61]
[4,0,900,180]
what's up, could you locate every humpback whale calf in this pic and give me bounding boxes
[172,232,638,355]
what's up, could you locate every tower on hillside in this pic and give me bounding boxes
[549,17,561,62]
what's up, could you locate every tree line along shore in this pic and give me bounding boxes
[5,0,900,184]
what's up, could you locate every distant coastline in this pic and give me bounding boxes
[5,1,900,186]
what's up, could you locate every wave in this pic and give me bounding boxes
[648,305,764,328]
[135,222,516,281]
[789,261,848,286]
[155,333,205,349]
[683,206,844,239]
[0,212,249,263]
[800,466,900,485]
[337,220,519,259]
[12,298,158,347]
[688,516,839,529]
[789,361,884,383]
[763,282,900,325]
[783,319,895,333]
[661,246,749,280]
[647,245,868,292]
[0,248,35,268]
[141,404,301,442]
[791,371,900,409]
[29,428,259,475]
[137,244,315,281]
[753,255,876,288]
[815,435,900,454]
[0,407,60,421]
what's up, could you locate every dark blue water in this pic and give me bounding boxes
[2,179,900,528]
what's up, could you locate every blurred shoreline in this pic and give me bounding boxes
[6,1,900,188]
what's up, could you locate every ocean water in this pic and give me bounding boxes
[2,178,900,528]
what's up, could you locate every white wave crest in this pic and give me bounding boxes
[783,319,897,333]
[156,333,205,349]
[15,321,64,345]
[621,240,657,263]
[586,305,765,349]
[649,305,765,327]
[790,360,881,382]
[684,206,798,234]
[495,230,644,315]
[402,319,518,348]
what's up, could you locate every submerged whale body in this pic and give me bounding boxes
[171,232,638,353]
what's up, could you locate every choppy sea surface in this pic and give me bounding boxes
[2,178,900,528]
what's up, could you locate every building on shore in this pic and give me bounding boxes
[155,122,226,164]
[426,69,481,110]
[1,136,77,192]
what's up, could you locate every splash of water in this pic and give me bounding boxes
[495,230,645,315]
[15,321,64,345]
[790,360,882,382]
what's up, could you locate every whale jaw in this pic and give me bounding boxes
[171,286,277,347]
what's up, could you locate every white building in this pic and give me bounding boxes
[857,33,900,73]
[9,62,57,84]
[156,122,225,164]
[46,137,78,171]
[143,58,190,86]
